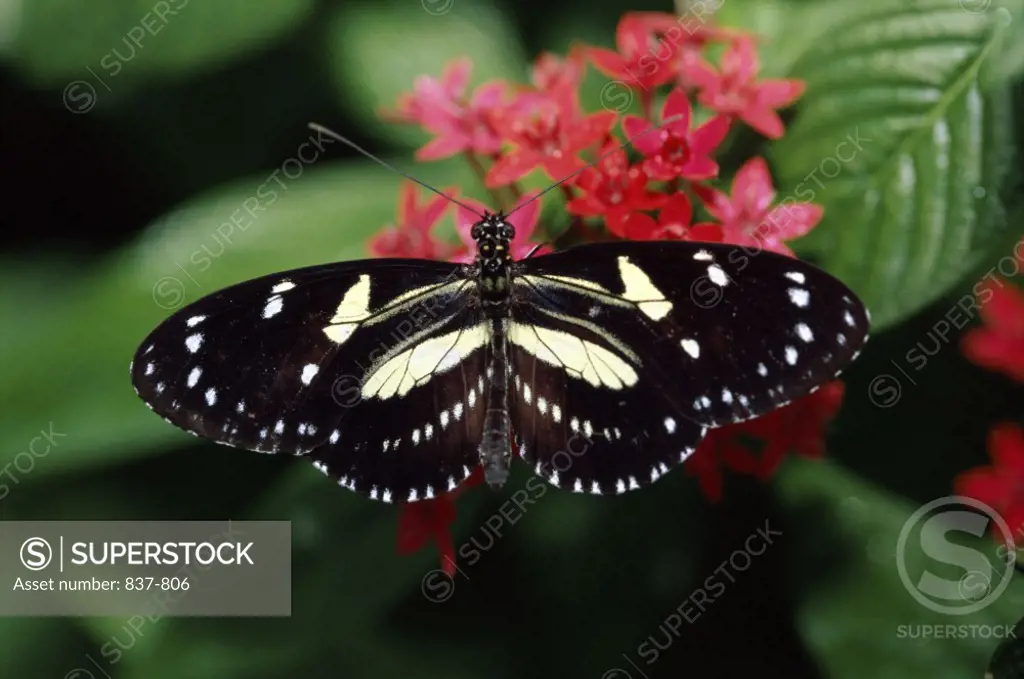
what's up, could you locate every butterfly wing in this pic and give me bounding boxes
[507,301,707,495]
[514,240,870,428]
[131,259,486,502]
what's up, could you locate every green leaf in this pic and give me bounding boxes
[326,1,528,148]
[10,0,313,89]
[0,156,476,479]
[776,458,1024,678]
[769,1,1018,331]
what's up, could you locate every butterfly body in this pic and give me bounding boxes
[131,214,870,503]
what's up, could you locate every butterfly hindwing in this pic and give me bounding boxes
[506,300,707,494]
[515,240,870,427]
[131,259,483,501]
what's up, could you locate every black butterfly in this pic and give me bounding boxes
[131,209,870,503]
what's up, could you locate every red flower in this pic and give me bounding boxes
[962,275,1024,383]
[531,47,586,93]
[693,156,822,256]
[486,87,617,187]
[686,381,845,501]
[955,423,1024,541]
[618,192,722,241]
[587,14,680,92]
[622,88,730,181]
[384,57,508,161]
[683,37,805,139]
[451,192,552,263]
[397,468,485,575]
[565,138,667,235]
[369,182,458,260]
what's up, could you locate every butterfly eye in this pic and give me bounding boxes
[499,224,514,239]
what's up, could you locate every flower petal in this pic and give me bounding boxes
[764,202,823,240]
[740,107,786,139]
[661,88,692,133]
[622,115,660,156]
[587,47,628,79]
[733,157,776,216]
[486,150,539,187]
[689,115,731,155]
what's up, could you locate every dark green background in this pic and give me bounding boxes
[2,0,1024,677]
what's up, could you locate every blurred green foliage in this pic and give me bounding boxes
[1,0,1023,677]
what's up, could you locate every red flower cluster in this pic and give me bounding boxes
[956,242,1024,541]
[374,12,833,572]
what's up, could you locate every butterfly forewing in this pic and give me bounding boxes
[516,241,870,428]
[131,259,482,500]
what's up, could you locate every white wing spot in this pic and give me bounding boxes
[330,430,340,444]
[187,367,202,388]
[570,417,580,433]
[185,333,203,353]
[453,402,464,421]
[785,271,806,284]
[722,388,733,404]
[408,489,418,502]
[313,461,327,474]
[412,429,421,445]
[447,476,457,491]
[259,428,268,440]
[700,396,712,408]
[537,397,548,415]
[383,439,390,452]
[274,420,284,434]
[680,338,700,359]
[301,363,319,385]
[757,363,768,376]
[591,481,601,494]
[308,424,317,436]
[523,383,532,404]
[155,382,164,394]
[614,427,622,440]
[574,478,584,493]
[552,404,563,423]
[271,280,296,293]
[236,400,245,413]
[788,288,809,308]
[468,389,477,408]
[584,420,594,438]
[739,395,750,407]
[694,249,713,261]
[186,315,205,327]
[204,387,217,406]
[707,263,729,287]
[628,476,640,490]
[664,417,676,434]
[785,346,798,365]
[145,362,155,376]
[425,423,434,440]
[616,479,627,494]
[424,486,435,500]
[837,333,847,346]
[263,296,284,318]
[298,423,307,435]
[550,471,560,487]
[440,410,450,429]
[382,490,393,503]
[844,310,856,327]
[795,323,814,343]
[651,467,661,482]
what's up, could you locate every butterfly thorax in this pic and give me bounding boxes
[471,213,515,309]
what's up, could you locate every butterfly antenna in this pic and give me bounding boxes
[505,113,685,219]
[308,122,487,218]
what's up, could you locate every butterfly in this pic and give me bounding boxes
[131,205,870,503]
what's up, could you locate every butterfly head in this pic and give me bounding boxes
[471,213,514,300]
